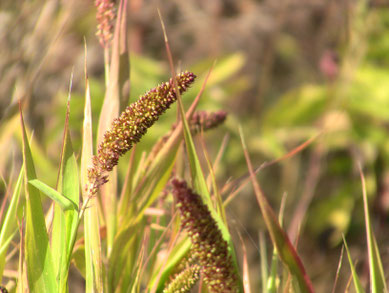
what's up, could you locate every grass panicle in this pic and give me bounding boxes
[188,110,227,134]
[95,0,116,48]
[163,264,201,293]
[171,179,239,293]
[87,71,196,195]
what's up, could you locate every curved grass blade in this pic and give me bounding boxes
[28,179,77,211]
[20,105,57,292]
[240,127,314,293]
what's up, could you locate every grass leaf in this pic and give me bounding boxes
[51,96,80,292]
[240,126,314,293]
[358,165,387,292]
[0,166,23,279]
[20,105,58,292]
[28,179,77,211]
[343,235,365,293]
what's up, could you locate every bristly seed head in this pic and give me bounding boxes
[95,0,116,48]
[87,72,196,194]
[163,264,200,293]
[171,179,239,293]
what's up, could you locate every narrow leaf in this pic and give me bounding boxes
[240,126,314,293]
[51,96,80,292]
[20,105,57,292]
[358,164,387,292]
[343,235,365,293]
[28,179,77,210]
[81,44,104,292]
[157,14,243,289]
[0,167,23,279]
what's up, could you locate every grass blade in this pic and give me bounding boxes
[358,164,387,293]
[331,246,344,293]
[240,126,314,293]
[343,235,365,293]
[0,167,23,279]
[28,179,77,211]
[238,233,251,293]
[51,96,80,292]
[20,104,57,292]
[159,11,242,289]
[158,11,242,290]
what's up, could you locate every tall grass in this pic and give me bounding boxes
[0,0,388,292]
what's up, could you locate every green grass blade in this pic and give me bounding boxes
[343,235,365,293]
[358,165,387,293]
[0,166,23,279]
[28,179,77,211]
[51,98,80,292]
[20,107,57,292]
[135,152,177,223]
[267,246,279,293]
[81,47,104,292]
[153,238,192,292]
[240,127,314,293]
[108,222,143,292]
[111,148,177,290]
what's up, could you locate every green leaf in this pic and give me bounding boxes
[108,222,143,292]
[28,179,77,211]
[72,244,86,279]
[0,167,23,279]
[51,98,80,292]
[153,238,192,292]
[20,108,58,292]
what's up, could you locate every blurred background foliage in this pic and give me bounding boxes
[1,0,389,291]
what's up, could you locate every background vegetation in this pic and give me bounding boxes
[0,0,389,292]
